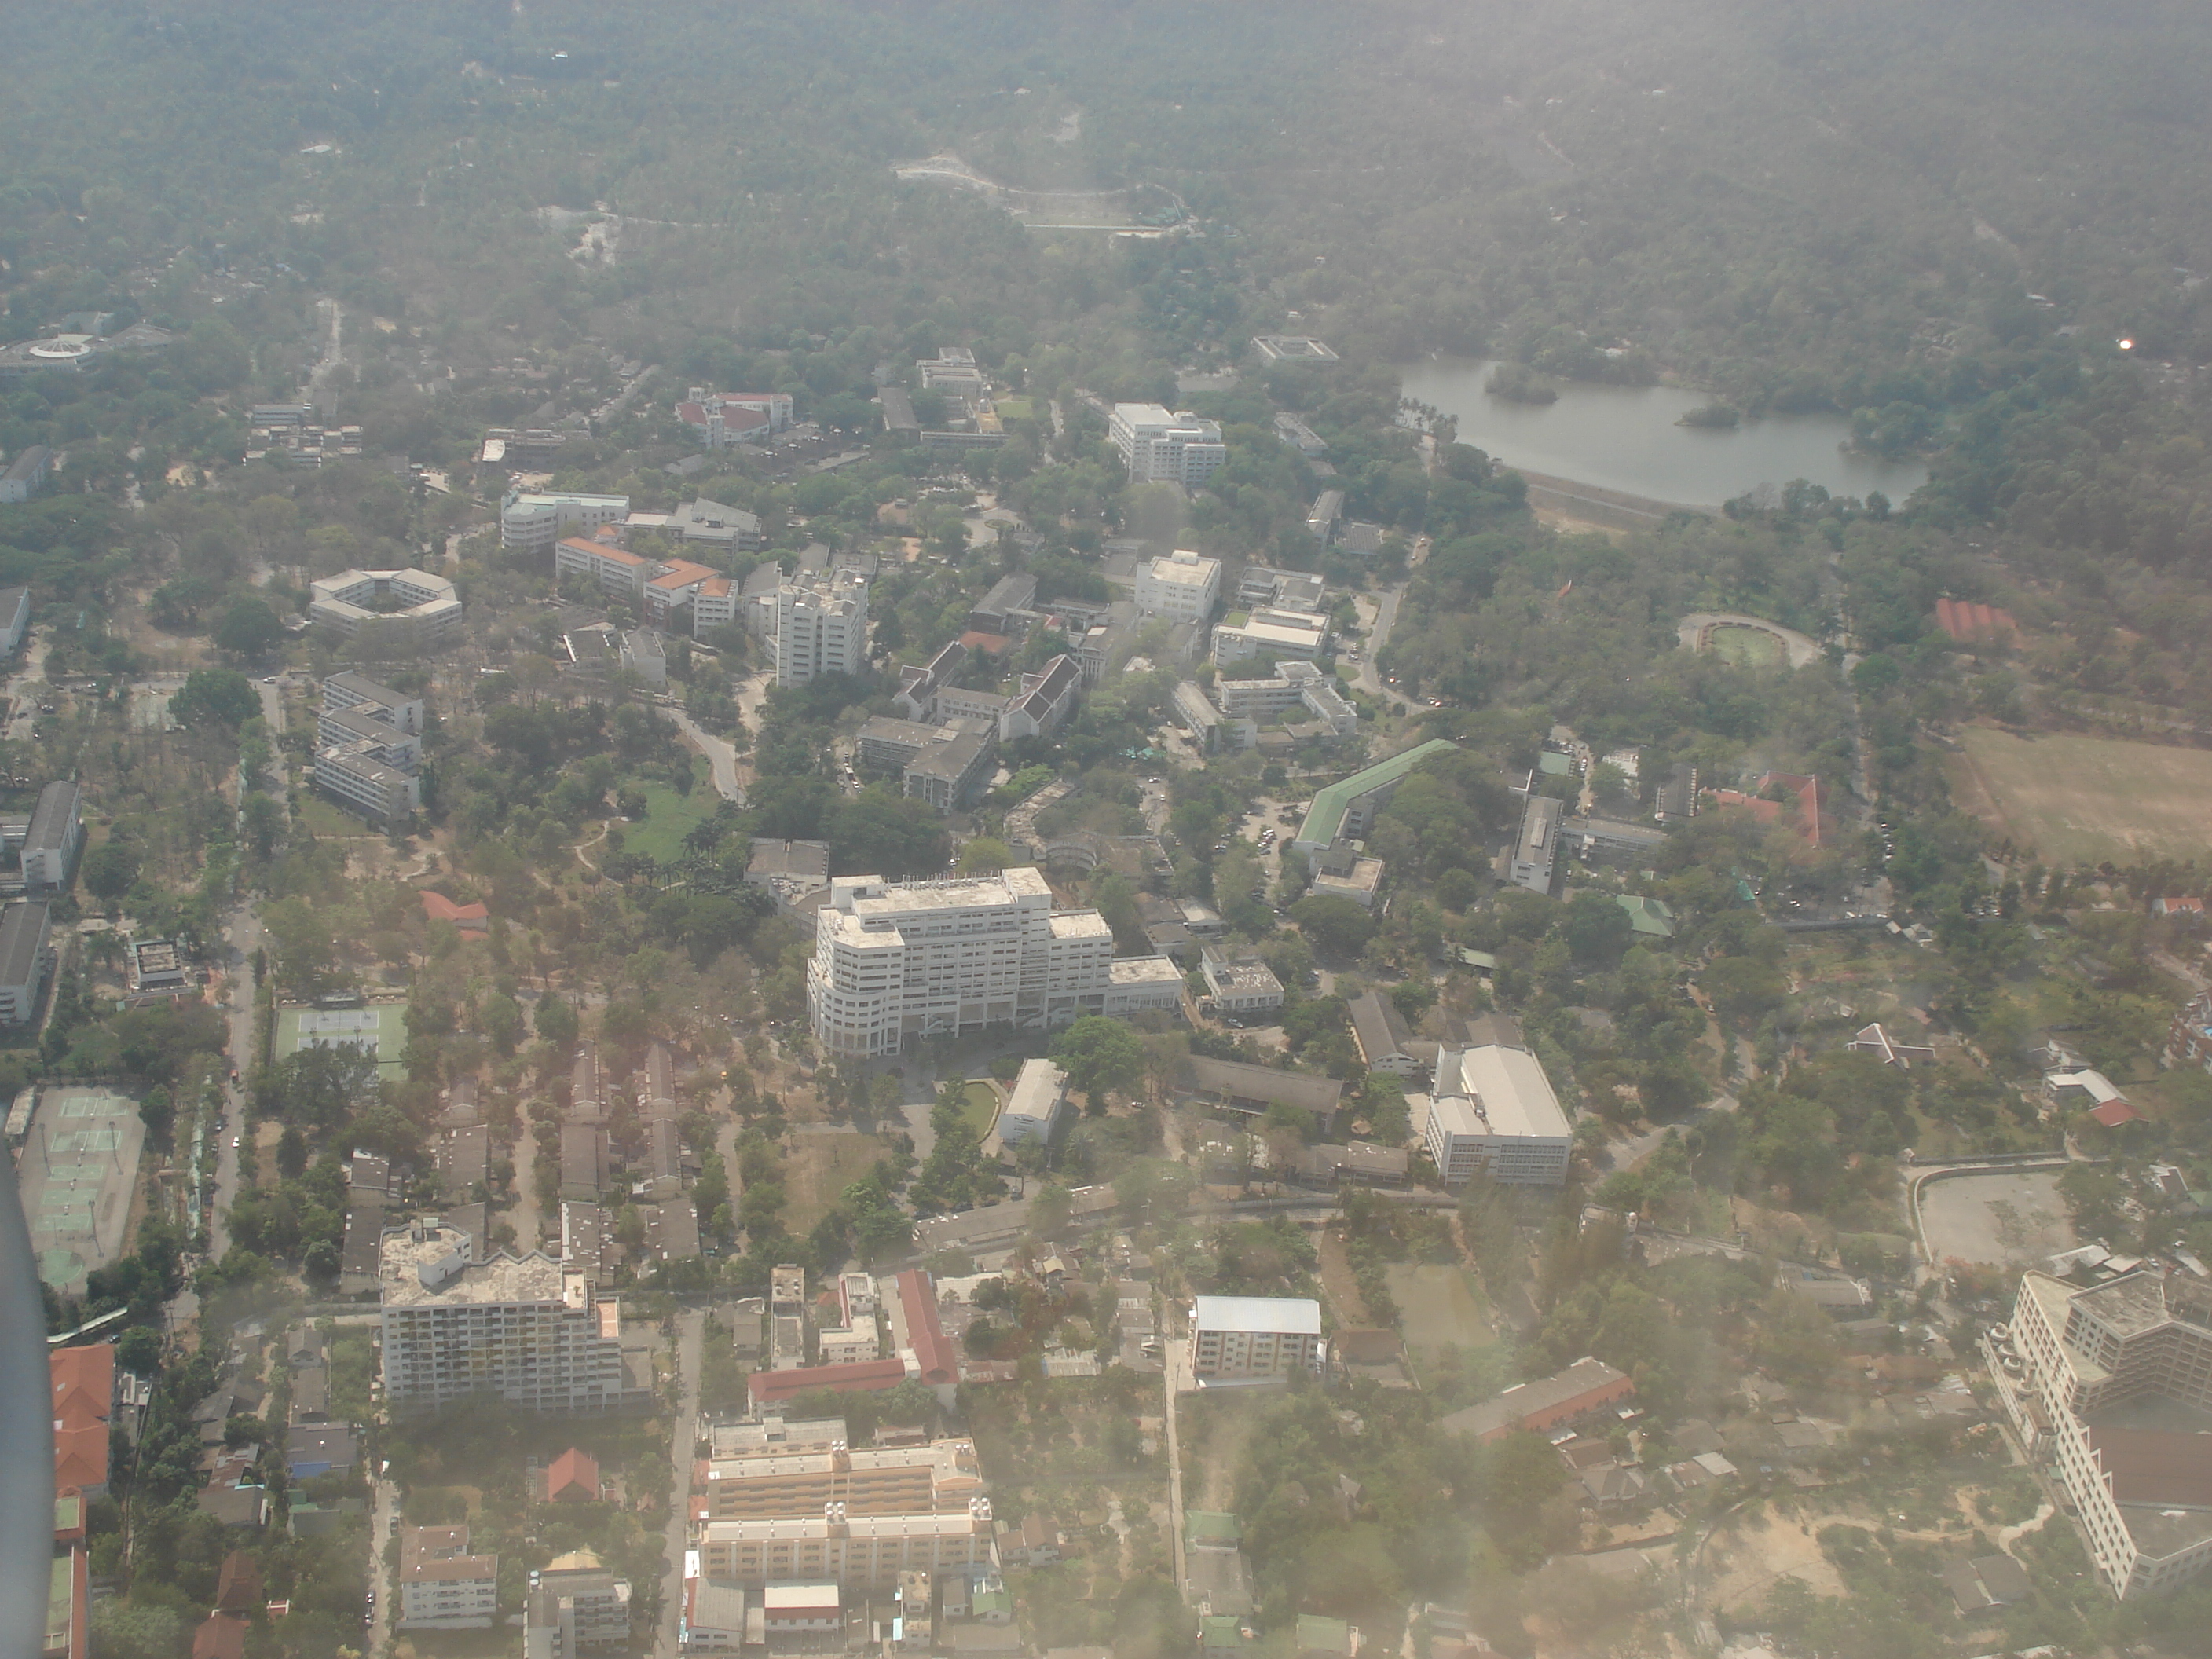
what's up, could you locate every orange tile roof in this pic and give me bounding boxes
[53,1428,107,1492]
[546,1445,601,1503]
[419,891,490,925]
[561,536,651,566]
[50,1346,112,1427]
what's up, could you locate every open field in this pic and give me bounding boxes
[1918,1169,2075,1268]
[782,1129,886,1236]
[1950,726,2212,865]
[1385,1263,1492,1351]
[619,764,718,862]
[960,1081,1000,1138]
[1708,623,1789,668]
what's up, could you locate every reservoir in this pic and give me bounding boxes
[1397,357,1928,509]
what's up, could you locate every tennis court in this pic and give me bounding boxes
[17,1086,144,1294]
[274,1002,408,1081]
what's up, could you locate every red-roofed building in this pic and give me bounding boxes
[419,891,490,930]
[2155,895,2206,920]
[746,1357,907,1409]
[215,1552,262,1615]
[897,1269,960,1398]
[644,558,723,628]
[50,1345,113,1499]
[545,1446,601,1505]
[1934,597,2022,647]
[191,1612,248,1659]
[958,631,1013,657]
[1708,772,1825,848]
[2089,1097,2144,1130]
[555,535,658,599]
[680,389,793,445]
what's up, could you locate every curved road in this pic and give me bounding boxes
[671,709,743,804]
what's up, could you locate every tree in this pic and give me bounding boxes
[1051,1016,1146,1111]
[82,841,139,903]
[1291,894,1377,958]
[213,597,283,659]
[117,1327,161,1375]
[535,994,580,1045]
[169,667,260,730]
[1560,892,1633,968]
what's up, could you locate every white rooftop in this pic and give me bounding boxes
[1003,1060,1068,1126]
[1434,1044,1571,1141]
[1191,1295,1323,1336]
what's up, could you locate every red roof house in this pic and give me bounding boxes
[545,1446,601,1504]
[1935,597,2022,647]
[746,1357,906,1408]
[192,1613,248,1659]
[419,890,490,929]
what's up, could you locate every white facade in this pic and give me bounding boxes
[399,1526,499,1631]
[1992,1271,2212,1598]
[1104,956,1186,1016]
[699,1504,998,1590]
[1109,405,1227,485]
[1134,549,1221,624]
[555,536,657,599]
[502,490,631,551]
[1188,1295,1324,1380]
[378,1223,647,1414]
[309,567,462,642]
[1200,951,1284,1016]
[313,742,421,820]
[0,899,51,1025]
[1212,608,1328,667]
[995,1060,1068,1148]
[1424,1045,1572,1185]
[807,870,1172,1056]
[770,572,870,687]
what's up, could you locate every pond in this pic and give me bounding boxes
[1397,356,1928,509]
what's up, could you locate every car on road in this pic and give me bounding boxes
[229,1135,240,1150]
[262,676,276,685]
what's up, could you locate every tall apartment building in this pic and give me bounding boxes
[808,869,1179,1056]
[1133,548,1222,623]
[1188,1295,1324,1381]
[20,780,82,893]
[314,674,426,822]
[1993,1270,2212,1597]
[1108,404,1227,485]
[1424,1042,1572,1186]
[503,489,631,551]
[378,1220,650,1415]
[770,571,870,687]
[324,672,424,733]
[0,899,52,1025]
[398,1525,499,1630]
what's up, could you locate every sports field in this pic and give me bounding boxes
[275,1002,408,1081]
[1950,727,2212,865]
[1384,1263,1493,1352]
[19,1087,145,1293]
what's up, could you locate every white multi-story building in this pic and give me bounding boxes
[313,742,421,821]
[698,1502,998,1590]
[994,1060,1068,1148]
[1133,548,1221,624]
[770,571,870,687]
[1108,404,1227,485]
[1188,1295,1324,1381]
[398,1525,499,1630]
[1200,950,1284,1018]
[502,489,631,551]
[314,673,426,820]
[1423,1043,1572,1186]
[0,899,52,1025]
[20,780,81,894]
[556,536,658,599]
[378,1220,650,1415]
[308,567,462,643]
[1993,1269,2212,1598]
[1212,606,1328,667]
[807,869,1174,1056]
[324,672,423,734]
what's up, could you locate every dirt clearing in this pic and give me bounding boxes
[1950,726,2212,864]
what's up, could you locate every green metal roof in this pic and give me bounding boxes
[1617,895,1676,937]
[1186,1511,1243,1544]
[1295,739,1459,847]
[1298,1615,1353,1655]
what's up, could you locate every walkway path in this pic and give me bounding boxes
[1163,1323,1189,1602]
[657,1310,705,1657]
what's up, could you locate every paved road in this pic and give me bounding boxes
[254,678,286,735]
[1351,583,1404,699]
[1162,1321,1190,1602]
[511,1111,544,1251]
[207,905,266,1258]
[671,709,742,803]
[657,1311,705,1657]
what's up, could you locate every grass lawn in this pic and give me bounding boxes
[1950,725,2212,864]
[618,761,719,862]
[1385,1263,1495,1352]
[297,793,378,838]
[1706,622,1787,668]
[961,1081,1000,1137]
